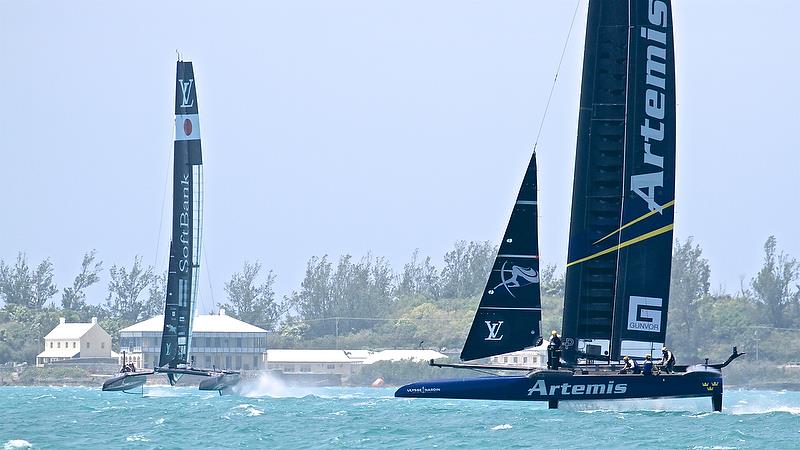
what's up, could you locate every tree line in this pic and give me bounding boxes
[1,236,799,367]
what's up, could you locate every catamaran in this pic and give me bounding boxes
[103,61,239,394]
[395,0,742,411]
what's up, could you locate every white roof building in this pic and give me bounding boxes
[36,317,115,367]
[119,310,268,371]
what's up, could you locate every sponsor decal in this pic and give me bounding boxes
[527,379,627,397]
[627,296,663,332]
[631,0,670,212]
[405,386,441,394]
[164,342,172,356]
[178,173,191,272]
[179,78,194,108]
[702,381,720,392]
[490,261,538,297]
[484,321,504,341]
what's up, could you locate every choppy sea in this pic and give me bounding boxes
[1,377,799,449]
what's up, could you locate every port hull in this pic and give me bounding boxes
[395,369,722,405]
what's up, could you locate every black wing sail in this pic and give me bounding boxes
[159,61,203,381]
[460,152,542,361]
[562,0,675,363]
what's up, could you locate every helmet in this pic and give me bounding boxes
[623,356,629,361]
[662,346,668,352]
[645,354,652,359]
[551,330,557,336]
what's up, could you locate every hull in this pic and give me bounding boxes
[395,367,723,410]
[198,373,241,392]
[101,373,150,392]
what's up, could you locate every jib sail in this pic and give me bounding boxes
[158,61,204,381]
[461,152,542,361]
[562,0,675,363]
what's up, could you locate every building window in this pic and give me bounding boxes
[503,357,507,363]
[225,355,231,368]
[513,357,518,363]
[215,337,220,348]
[253,355,259,369]
[523,357,528,364]
[236,337,242,347]
[300,365,311,373]
[86,342,90,349]
[57,342,61,348]
[327,364,335,370]
[101,342,105,349]
[50,342,53,348]
[73,342,76,349]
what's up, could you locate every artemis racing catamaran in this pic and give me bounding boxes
[395,0,742,411]
[103,61,239,394]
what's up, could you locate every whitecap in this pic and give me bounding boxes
[126,435,150,442]
[4,440,32,449]
[491,424,513,431]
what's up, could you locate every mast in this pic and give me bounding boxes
[562,0,676,363]
[158,61,203,382]
[460,152,542,361]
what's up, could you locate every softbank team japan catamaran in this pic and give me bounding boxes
[395,0,742,411]
[103,61,239,394]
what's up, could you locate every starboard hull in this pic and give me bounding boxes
[198,373,241,392]
[395,368,723,410]
[101,373,150,392]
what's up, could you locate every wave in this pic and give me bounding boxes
[4,441,32,449]
[234,372,324,398]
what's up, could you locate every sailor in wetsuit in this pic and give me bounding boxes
[660,347,676,373]
[642,355,654,376]
[620,356,640,374]
[547,331,562,370]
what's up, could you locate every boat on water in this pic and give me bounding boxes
[395,0,742,411]
[103,61,239,394]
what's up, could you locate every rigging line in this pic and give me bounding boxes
[153,119,174,270]
[202,241,217,314]
[532,0,583,153]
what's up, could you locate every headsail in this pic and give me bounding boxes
[158,61,204,382]
[461,152,542,361]
[562,0,675,363]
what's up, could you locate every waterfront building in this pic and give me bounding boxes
[264,348,448,381]
[36,317,115,367]
[119,310,267,370]
[487,340,549,369]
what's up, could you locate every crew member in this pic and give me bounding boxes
[660,346,676,373]
[642,354,654,376]
[547,330,562,370]
[620,355,639,374]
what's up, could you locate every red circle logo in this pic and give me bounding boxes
[183,119,192,136]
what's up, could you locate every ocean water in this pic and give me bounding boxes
[1,378,799,449]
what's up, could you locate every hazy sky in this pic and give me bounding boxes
[1,1,798,313]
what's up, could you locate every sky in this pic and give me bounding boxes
[1,0,798,313]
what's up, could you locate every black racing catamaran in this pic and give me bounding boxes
[395,0,742,411]
[103,61,239,394]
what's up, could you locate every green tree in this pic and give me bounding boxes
[540,264,565,298]
[219,261,283,331]
[104,256,155,324]
[751,236,799,328]
[668,237,711,359]
[440,240,497,299]
[143,271,167,320]
[0,253,58,309]
[61,250,103,311]
[397,249,440,300]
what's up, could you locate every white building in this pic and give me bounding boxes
[119,310,267,371]
[265,349,448,379]
[487,340,550,369]
[36,317,114,367]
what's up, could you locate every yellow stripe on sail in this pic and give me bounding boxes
[592,200,675,246]
[567,224,674,268]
